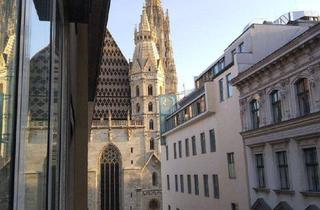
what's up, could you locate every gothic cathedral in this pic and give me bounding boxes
[87,0,178,210]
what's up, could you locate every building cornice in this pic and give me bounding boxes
[241,111,320,140]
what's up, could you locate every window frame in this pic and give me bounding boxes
[191,136,197,156]
[276,151,290,190]
[226,73,233,98]
[255,153,266,188]
[219,78,224,102]
[270,90,282,123]
[209,129,216,152]
[213,174,220,199]
[296,78,310,116]
[250,99,260,129]
[200,132,206,154]
[304,148,320,192]
[227,152,236,179]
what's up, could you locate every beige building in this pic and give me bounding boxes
[160,11,319,210]
[87,1,177,210]
[233,22,320,210]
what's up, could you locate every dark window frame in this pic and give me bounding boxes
[271,90,282,123]
[255,154,266,188]
[250,99,260,129]
[209,129,216,152]
[296,78,310,116]
[304,148,320,192]
[226,73,233,98]
[200,132,206,154]
[276,151,290,190]
[227,152,236,179]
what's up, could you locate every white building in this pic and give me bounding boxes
[160,12,319,210]
[233,22,320,210]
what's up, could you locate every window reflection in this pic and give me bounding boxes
[0,0,17,209]
[22,0,51,209]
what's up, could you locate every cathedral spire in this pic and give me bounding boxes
[146,0,161,6]
[139,7,151,32]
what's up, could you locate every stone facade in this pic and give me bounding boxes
[233,23,320,210]
[87,1,177,210]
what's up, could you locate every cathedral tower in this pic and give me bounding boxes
[130,7,165,152]
[145,0,178,94]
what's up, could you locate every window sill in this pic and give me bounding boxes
[273,189,295,195]
[253,187,270,193]
[300,191,320,197]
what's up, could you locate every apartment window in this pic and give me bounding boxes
[168,205,171,210]
[187,175,192,194]
[296,78,310,116]
[131,147,133,153]
[167,175,170,190]
[194,175,199,195]
[255,154,266,188]
[203,175,209,197]
[219,78,224,102]
[192,136,197,156]
[180,175,184,193]
[174,143,177,159]
[304,148,320,192]
[213,174,220,199]
[150,138,155,150]
[166,145,169,160]
[276,151,289,190]
[136,103,140,113]
[226,73,233,97]
[149,119,154,130]
[227,153,236,178]
[200,132,206,154]
[238,42,244,53]
[231,49,236,62]
[148,102,153,112]
[218,58,225,70]
[209,129,216,152]
[185,138,190,157]
[250,99,260,129]
[136,85,140,96]
[175,175,179,192]
[148,84,153,96]
[271,90,282,123]
[231,203,239,210]
[178,141,182,158]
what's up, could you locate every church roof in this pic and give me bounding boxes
[93,29,131,120]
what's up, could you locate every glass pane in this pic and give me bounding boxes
[19,0,52,209]
[0,0,18,208]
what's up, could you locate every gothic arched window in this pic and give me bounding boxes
[100,145,121,210]
[150,138,155,150]
[296,78,310,116]
[136,103,140,113]
[148,102,153,112]
[152,172,158,186]
[148,85,153,96]
[136,85,140,97]
[149,119,154,130]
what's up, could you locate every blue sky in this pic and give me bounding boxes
[108,0,320,91]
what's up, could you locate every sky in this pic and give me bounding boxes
[108,0,320,92]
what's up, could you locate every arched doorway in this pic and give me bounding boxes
[149,199,160,210]
[100,144,121,210]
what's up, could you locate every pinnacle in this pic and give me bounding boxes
[139,7,151,32]
[146,0,161,6]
